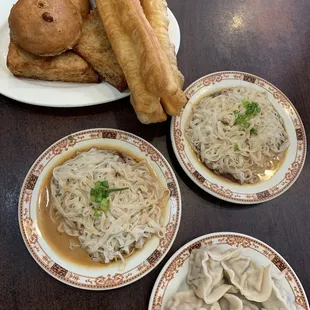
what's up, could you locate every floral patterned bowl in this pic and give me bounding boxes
[171,71,307,204]
[19,129,182,290]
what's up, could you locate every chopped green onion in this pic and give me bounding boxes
[234,100,261,129]
[94,210,102,217]
[101,180,109,188]
[90,180,129,214]
[100,198,110,212]
[233,144,239,151]
[107,187,129,194]
[250,128,258,135]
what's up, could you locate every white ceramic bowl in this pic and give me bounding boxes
[171,71,307,204]
[19,129,182,290]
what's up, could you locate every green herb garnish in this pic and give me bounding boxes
[250,127,258,135]
[233,143,239,151]
[94,210,102,217]
[91,180,128,216]
[234,100,261,129]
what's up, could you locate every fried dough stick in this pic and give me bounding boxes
[116,0,178,97]
[96,0,167,124]
[140,0,188,115]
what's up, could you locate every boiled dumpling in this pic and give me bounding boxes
[239,296,263,310]
[165,246,301,310]
[221,252,273,302]
[262,281,303,310]
[187,248,232,304]
[165,289,220,310]
[218,293,243,310]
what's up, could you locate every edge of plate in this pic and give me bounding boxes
[18,128,182,290]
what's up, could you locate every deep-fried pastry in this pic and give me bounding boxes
[141,0,188,115]
[74,10,127,91]
[70,0,90,18]
[7,41,99,83]
[131,97,167,124]
[9,0,82,56]
[115,0,178,97]
[96,0,167,123]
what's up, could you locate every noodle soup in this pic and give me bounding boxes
[37,147,169,266]
[185,87,289,185]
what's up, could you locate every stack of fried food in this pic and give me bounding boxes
[7,0,126,90]
[95,0,187,123]
[7,0,187,123]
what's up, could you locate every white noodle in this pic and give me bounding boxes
[50,148,169,263]
[186,87,289,184]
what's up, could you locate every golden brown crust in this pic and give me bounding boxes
[9,0,82,56]
[96,0,166,119]
[7,41,99,83]
[141,0,188,115]
[74,10,127,92]
[115,0,178,97]
[131,97,167,124]
[70,0,90,18]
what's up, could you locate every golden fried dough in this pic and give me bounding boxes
[7,41,99,83]
[96,0,167,122]
[9,0,82,56]
[70,0,90,17]
[74,10,127,91]
[131,97,167,124]
[115,0,177,98]
[141,0,188,115]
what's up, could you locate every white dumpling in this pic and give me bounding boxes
[221,252,273,302]
[226,286,239,294]
[239,296,262,310]
[187,248,232,304]
[262,281,303,310]
[207,247,240,262]
[165,289,206,310]
[165,289,221,310]
[218,293,243,310]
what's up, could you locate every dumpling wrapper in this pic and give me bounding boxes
[165,289,220,310]
[187,248,235,304]
[262,281,303,310]
[221,253,273,302]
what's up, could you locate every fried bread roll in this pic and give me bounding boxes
[115,0,178,98]
[131,97,167,124]
[70,0,90,17]
[96,0,167,123]
[140,0,188,115]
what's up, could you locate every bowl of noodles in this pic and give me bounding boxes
[19,128,181,289]
[171,71,306,204]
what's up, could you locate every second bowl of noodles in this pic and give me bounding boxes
[171,71,306,204]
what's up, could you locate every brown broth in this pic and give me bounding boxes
[36,145,166,267]
[187,140,287,185]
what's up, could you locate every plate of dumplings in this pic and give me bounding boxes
[149,232,309,310]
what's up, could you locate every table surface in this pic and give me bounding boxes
[1,0,309,309]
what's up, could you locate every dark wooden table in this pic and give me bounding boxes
[1,0,309,309]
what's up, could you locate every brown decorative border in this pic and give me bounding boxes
[171,71,307,203]
[18,129,182,290]
[149,233,309,310]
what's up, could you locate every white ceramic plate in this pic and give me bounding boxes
[0,2,180,107]
[171,71,307,204]
[19,129,182,290]
[149,232,309,310]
